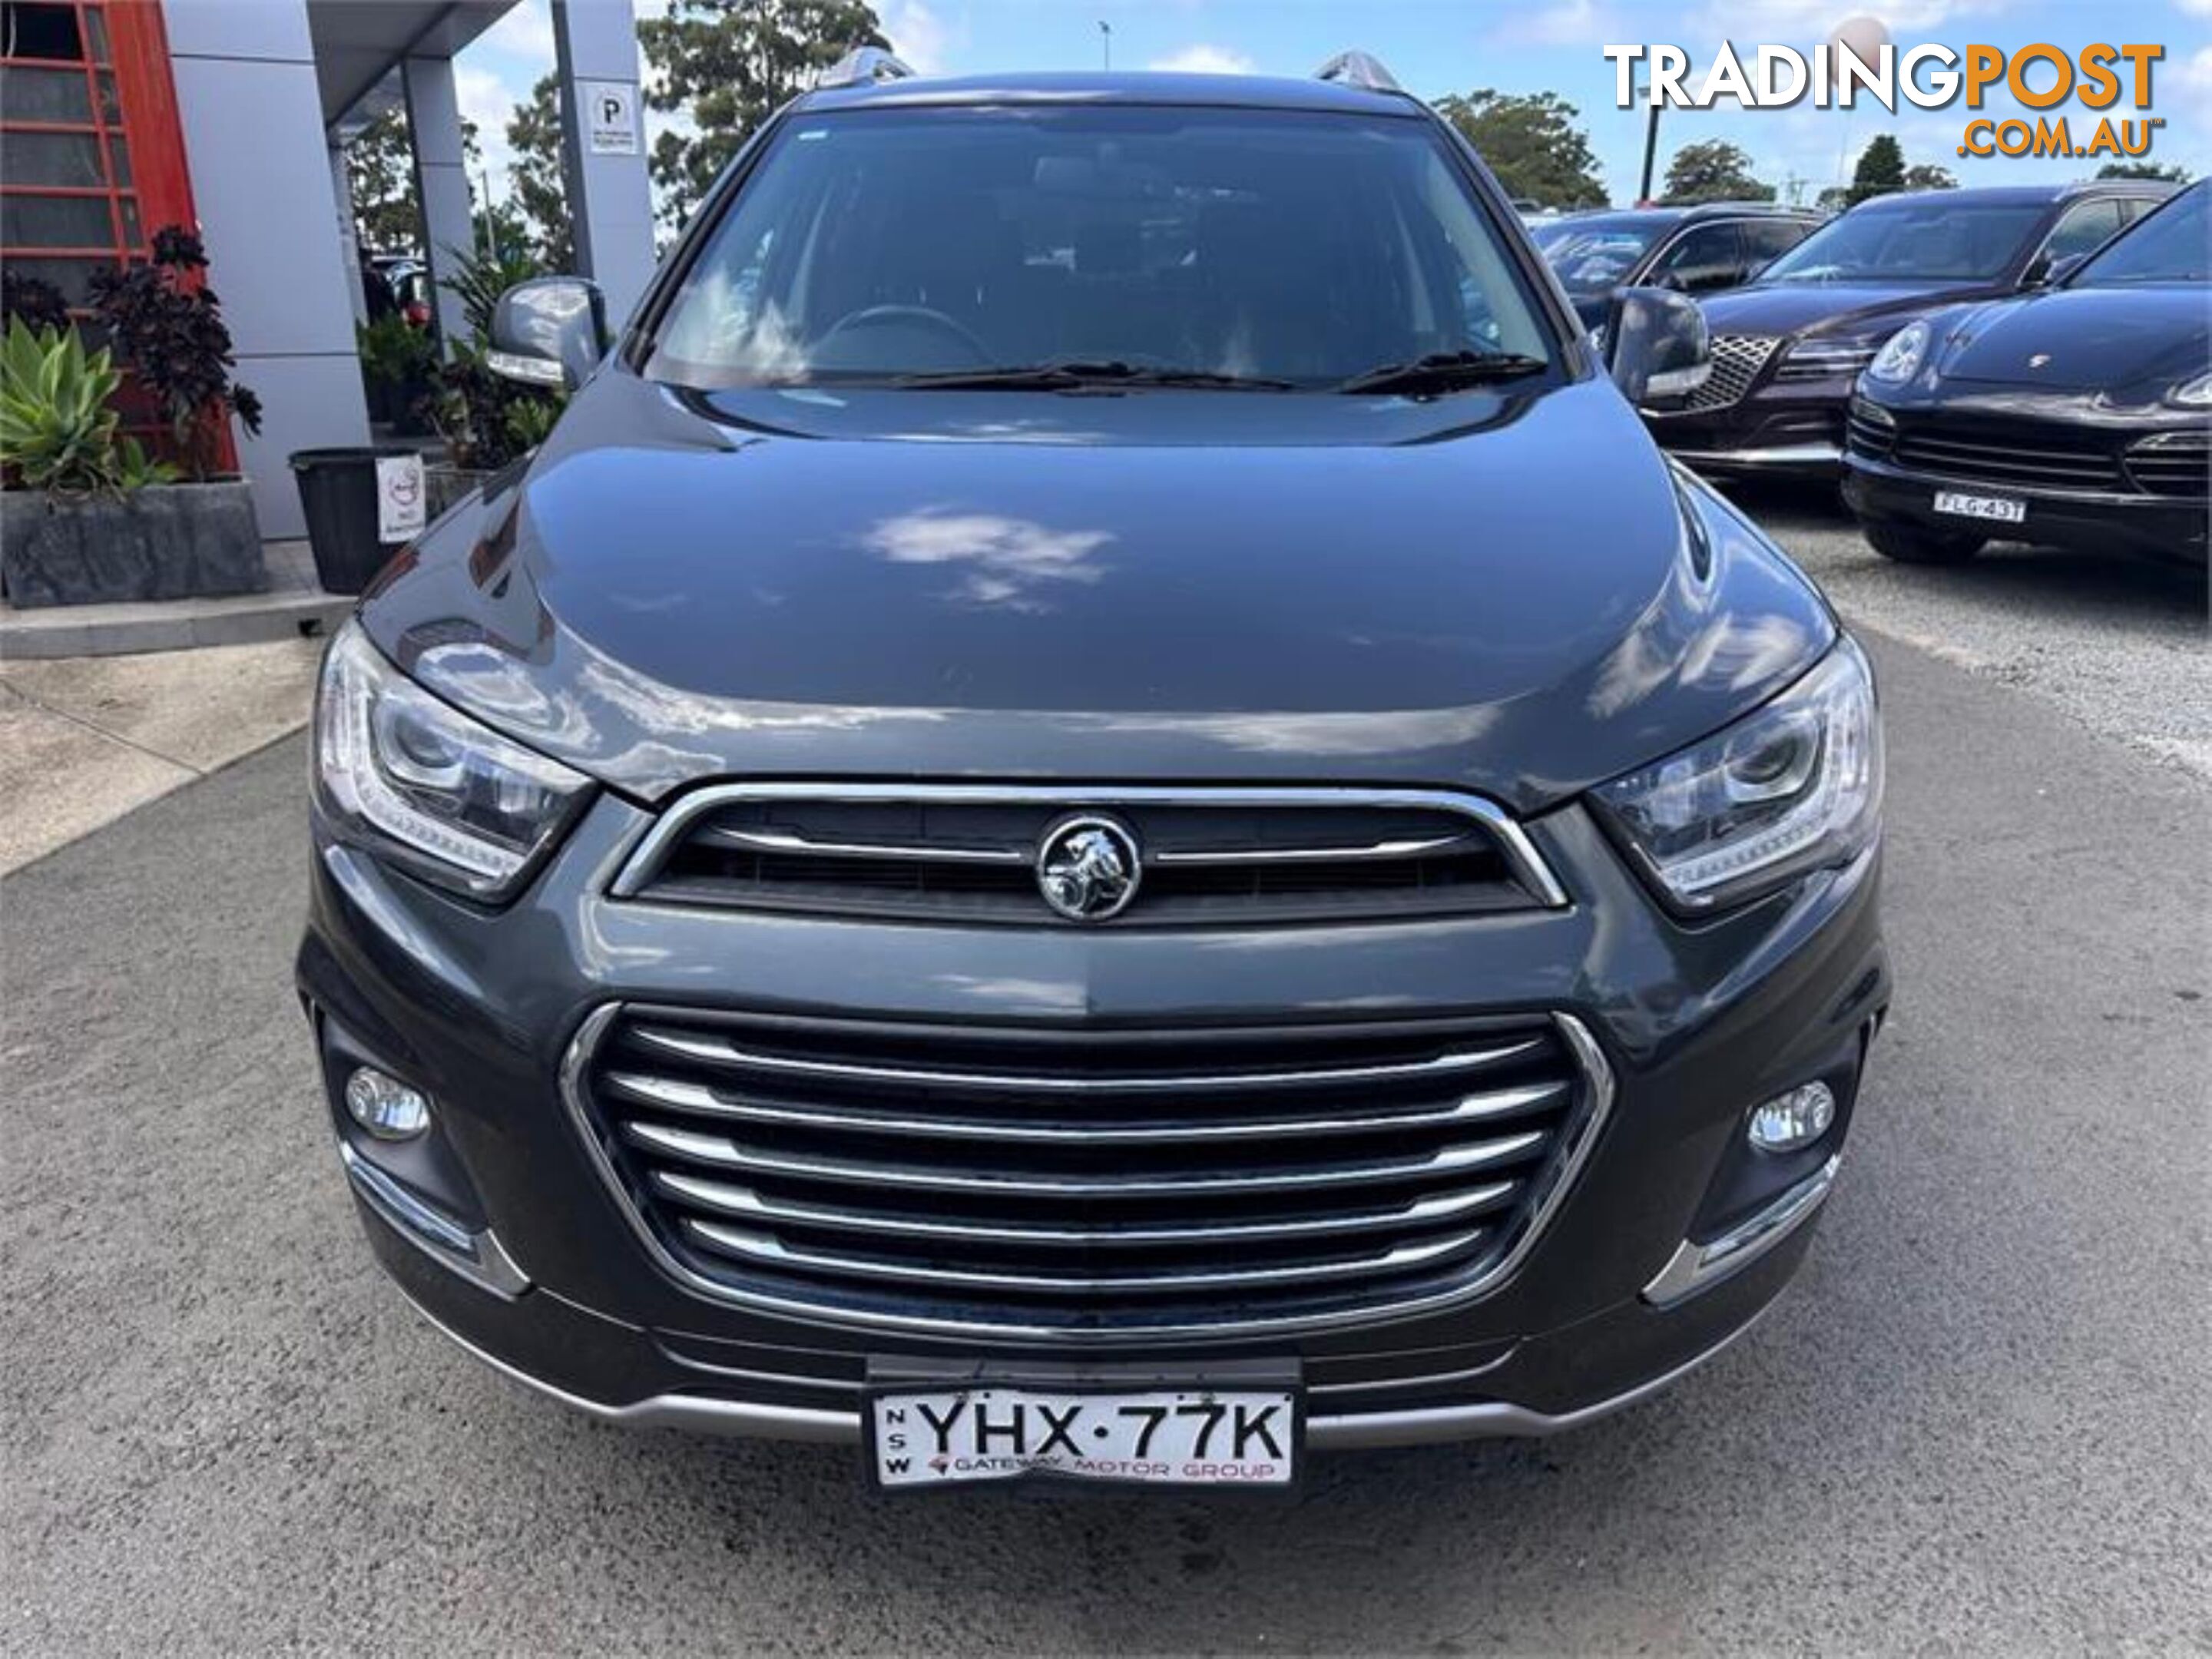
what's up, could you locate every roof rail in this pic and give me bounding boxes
[816,45,916,90]
[1313,50,1403,94]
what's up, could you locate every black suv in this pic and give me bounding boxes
[1535,202,1826,329]
[300,53,1889,1491]
[1645,181,2174,478]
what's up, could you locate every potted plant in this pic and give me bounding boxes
[420,244,565,514]
[2,227,267,607]
[356,312,437,435]
[0,319,267,606]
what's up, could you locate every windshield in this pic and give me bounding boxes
[1757,200,2046,284]
[646,105,1555,389]
[2070,184,2207,285]
[1534,218,1666,298]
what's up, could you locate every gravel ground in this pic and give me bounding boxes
[4,606,2207,1654]
[1730,482,2211,780]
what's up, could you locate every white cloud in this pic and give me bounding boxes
[2177,0,2212,15]
[455,61,525,185]
[2184,43,2212,92]
[1687,0,2017,37]
[478,0,555,62]
[1147,44,1254,75]
[880,0,955,76]
[1491,0,1624,48]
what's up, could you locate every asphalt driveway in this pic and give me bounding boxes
[3,533,2207,1654]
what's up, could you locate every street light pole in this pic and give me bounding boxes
[1637,94,1661,205]
[1098,20,1111,71]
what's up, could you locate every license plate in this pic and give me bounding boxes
[869,1386,1298,1489]
[1932,489,2026,525]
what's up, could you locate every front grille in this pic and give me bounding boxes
[566,1004,1611,1338]
[2125,432,2210,499]
[1684,335,1780,410]
[1846,400,1896,459]
[614,785,1563,926]
[1890,421,2123,492]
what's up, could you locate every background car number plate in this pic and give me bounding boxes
[1933,490,2026,525]
[870,1386,1296,1488]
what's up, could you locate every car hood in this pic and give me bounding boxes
[363,371,1833,813]
[1928,284,2212,394]
[1699,280,1995,343]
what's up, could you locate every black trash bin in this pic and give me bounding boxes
[288,446,425,595]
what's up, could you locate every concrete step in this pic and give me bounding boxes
[0,540,353,660]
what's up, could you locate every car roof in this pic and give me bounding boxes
[1850,180,2167,212]
[796,70,1418,117]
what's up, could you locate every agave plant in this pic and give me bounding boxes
[0,317,123,497]
[438,240,544,345]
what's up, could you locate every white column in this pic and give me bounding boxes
[402,53,476,353]
[552,0,656,323]
[329,141,369,326]
[161,0,369,541]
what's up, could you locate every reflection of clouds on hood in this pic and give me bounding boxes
[861,508,1114,609]
[414,637,601,752]
[1076,705,1498,757]
[573,648,949,739]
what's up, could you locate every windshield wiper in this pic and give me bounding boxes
[1336,351,1548,396]
[892,359,1296,391]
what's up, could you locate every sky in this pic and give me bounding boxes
[452,0,2211,212]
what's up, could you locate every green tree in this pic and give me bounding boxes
[346,109,421,256]
[639,0,887,230]
[1902,162,1957,191]
[505,74,575,270]
[1661,139,1776,205]
[2097,161,2191,183]
[1847,134,1907,206]
[1432,90,1607,207]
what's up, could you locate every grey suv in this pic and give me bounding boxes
[299,51,1888,1491]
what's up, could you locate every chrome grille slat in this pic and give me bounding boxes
[565,1005,1614,1339]
[683,1217,1494,1293]
[649,1168,1524,1243]
[698,824,1029,864]
[622,1118,1551,1195]
[607,1070,1568,1142]
[608,783,1568,923]
[626,1021,1545,1094]
[1150,833,1479,865]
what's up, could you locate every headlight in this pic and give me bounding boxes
[1778,339,1877,380]
[1863,320,1929,386]
[314,623,592,899]
[2169,370,2212,409]
[1591,636,1883,912]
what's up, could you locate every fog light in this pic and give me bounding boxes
[1747,1081,1835,1153]
[344,1066,432,1141]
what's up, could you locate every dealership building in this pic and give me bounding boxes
[1,0,653,540]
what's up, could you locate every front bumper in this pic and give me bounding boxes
[1646,373,1852,479]
[299,787,1888,1450]
[1843,455,2209,567]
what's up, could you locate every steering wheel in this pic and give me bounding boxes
[818,304,994,365]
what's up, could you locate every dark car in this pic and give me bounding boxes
[1644,180,2174,478]
[1843,181,2209,567]
[1534,203,1825,329]
[298,51,1889,1492]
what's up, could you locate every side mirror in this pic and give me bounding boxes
[487,276,608,391]
[1605,286,1710,408]
[2022,252,2081,290]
